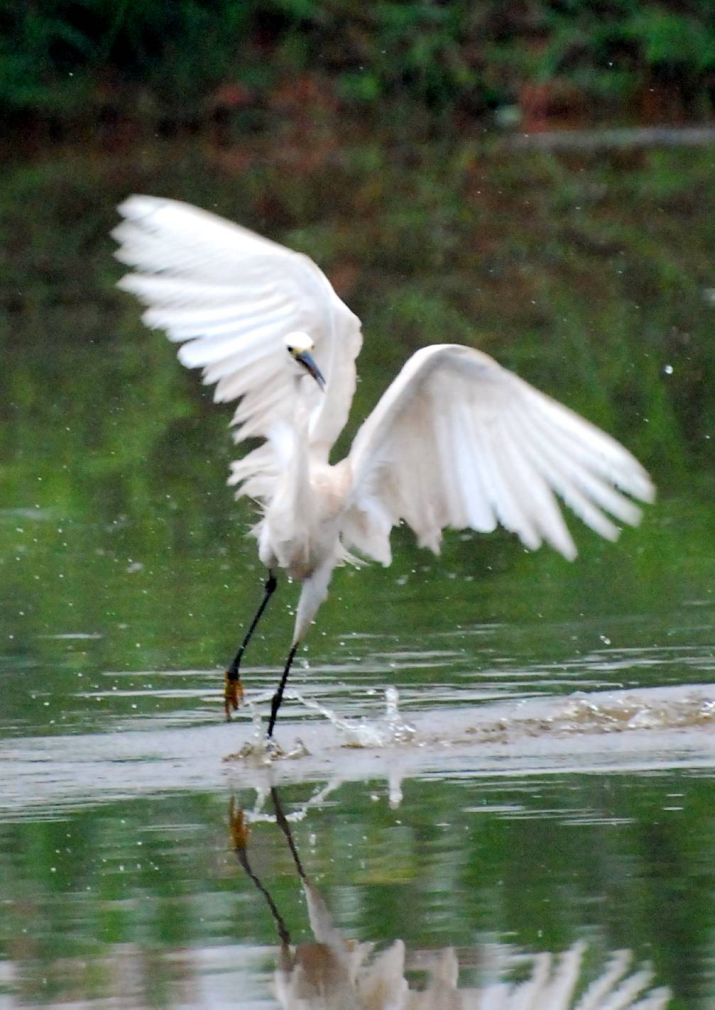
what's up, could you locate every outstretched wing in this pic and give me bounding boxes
[343,344,654,564]
[113,196,362,499]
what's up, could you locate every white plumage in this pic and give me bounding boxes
[113,195,654,734]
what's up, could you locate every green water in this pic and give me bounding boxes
[1,135,715,1008]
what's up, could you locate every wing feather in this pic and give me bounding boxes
[114,196,363,502]
[344,344,654,563]
[457,407,498,533]
[499,408,577,557]
[522,411,641,533]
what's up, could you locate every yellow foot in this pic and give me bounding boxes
[224,672,244,720]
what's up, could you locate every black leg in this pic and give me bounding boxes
[224,570,277,720]
[229,798,292,949]
[271,787,306,880]
[267,642,299,738]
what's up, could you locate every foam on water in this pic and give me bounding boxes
[465,686,715,745]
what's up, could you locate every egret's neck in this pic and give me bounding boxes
[267,381,314,514]
[292,371,315,434]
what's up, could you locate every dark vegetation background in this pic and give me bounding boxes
[2,0,715,140]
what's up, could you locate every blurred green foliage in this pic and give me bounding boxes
[541,1,715,110]
[0,1,714,127]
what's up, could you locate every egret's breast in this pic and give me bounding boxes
[258,459,350,580]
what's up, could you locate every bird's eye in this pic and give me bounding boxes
[287,345,294,354]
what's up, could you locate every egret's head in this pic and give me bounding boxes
[285,332,325,390]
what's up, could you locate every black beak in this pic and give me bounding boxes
[295,349,326,390]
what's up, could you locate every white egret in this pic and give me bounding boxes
[113,196,654,737]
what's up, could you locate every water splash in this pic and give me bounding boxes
[224,685,416,761]
[223,699,310,764]
[301,684,416,748]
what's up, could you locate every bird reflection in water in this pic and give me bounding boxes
[229,791,671,1009]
